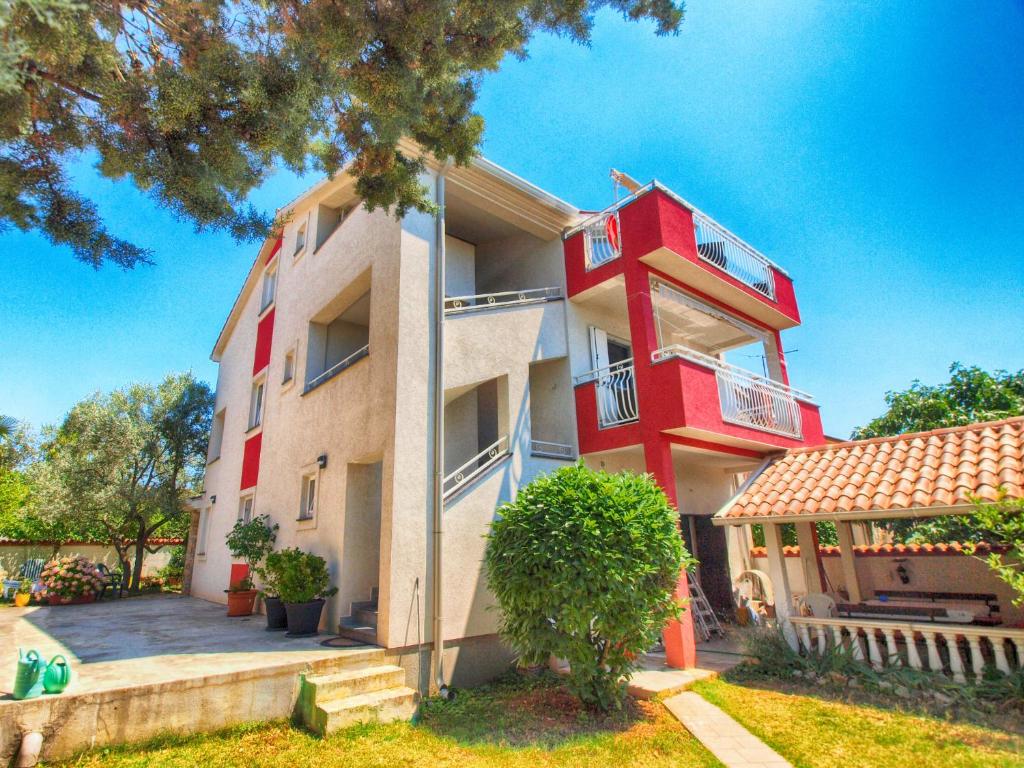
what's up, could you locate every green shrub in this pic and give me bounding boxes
[484,461,692,710]
[263,548,337,604]
[225,515,278,572]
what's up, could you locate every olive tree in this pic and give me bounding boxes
[485,461,692,710]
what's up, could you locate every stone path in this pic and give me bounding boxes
[664,691,792,768]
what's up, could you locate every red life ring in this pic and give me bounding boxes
[605,215,620,253]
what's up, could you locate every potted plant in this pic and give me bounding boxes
[14,579,32,607]
[40,556,105,605]
[264,548,337,636]
[254,561,287,631]
[224,515,278,617]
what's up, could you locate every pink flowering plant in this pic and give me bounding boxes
[41,555,107,600]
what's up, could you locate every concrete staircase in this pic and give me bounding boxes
[338,587,378,645]
[297,646,417,736]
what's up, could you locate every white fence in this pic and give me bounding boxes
[575,360,638,428]
[791,616,1024,682]
[530,440,575,459]
[305,344,369,391]
[444,287,561,315]
[693,212,776,300]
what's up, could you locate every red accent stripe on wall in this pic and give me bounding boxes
[253,308,275,375]
[266,238,282,265]
[240,432,262,490]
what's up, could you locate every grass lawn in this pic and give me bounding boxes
[694,677,1024,768]
[50,672,1024,768]
[53,673,718,768]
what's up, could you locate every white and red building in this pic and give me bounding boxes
[189,148,825,687]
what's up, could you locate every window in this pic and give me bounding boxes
[248,379,265,430]
[207,408,225,462]
[282,348,296,384]
[315,202,352,251]
[196,508,211,556]
[238,495,254,523]
[260,266,278,312]
[294,223,307,255]
[299,473,317,521]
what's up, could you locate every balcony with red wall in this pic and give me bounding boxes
[564,185,800,330]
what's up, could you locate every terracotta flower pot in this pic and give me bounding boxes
[14,593,31,607]
[226,589,258,617]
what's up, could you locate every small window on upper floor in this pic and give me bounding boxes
[260,266,278,313]
[238,494,254,523]
[207,408,226,463]
[298,472,317,521]
[282,348,296,385]
[315,202,353,252]
[248,378,265,430]
[294,222,307,256]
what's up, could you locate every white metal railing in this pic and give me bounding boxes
[578,210,621,270]
[530,440,575,460]
[575,359,638,428]
[304,344,369,392]
[790,616,1024,683]
[652,344,809,439]
[444,287,561,315]
[693,212,776,300]
[443,435,511,500]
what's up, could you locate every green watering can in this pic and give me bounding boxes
[13,649,46,700]
[43,654,71,694]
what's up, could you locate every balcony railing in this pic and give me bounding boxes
[693,212,776,300]
[790,616,1024,683]
[575,359,639,428]
[530,440,575,460]
[652,345,810,439]
[443,435,511,500]
[444,287,562,315]
[304,344,369,393]
[576,210,621,270]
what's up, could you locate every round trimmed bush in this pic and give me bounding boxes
[485,461,692,710]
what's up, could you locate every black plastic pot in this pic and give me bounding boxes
[284,599,325,637]
[264,596,287,631]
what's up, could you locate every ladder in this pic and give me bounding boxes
[688,575,725,642]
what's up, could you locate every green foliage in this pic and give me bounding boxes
[751,522,838,548]
[965,494,1024,605]
[263,547,337,604]
[225,514,277,570]
[0,0,685,268]
[852,363,1024,544]
[31,372,213,589]
[484,462,692,711]
[158,544,186,581]
[16,578,32,595]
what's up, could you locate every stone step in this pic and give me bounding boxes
[309,647,385,675]
[304,664,406,702]
[338,617,377,646]
[353,606,378,628]
[313,686,418,735]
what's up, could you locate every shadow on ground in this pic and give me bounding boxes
[418,671,657,748]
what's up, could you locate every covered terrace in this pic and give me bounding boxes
[713,417,1024,682]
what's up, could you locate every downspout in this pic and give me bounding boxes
[431,158,453,696]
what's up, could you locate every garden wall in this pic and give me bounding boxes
[749,543,1024,626]
[0,539,181,583]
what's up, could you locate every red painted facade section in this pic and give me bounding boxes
[265,237,282,265]
[240,432,262,490]
[253,308,276,375]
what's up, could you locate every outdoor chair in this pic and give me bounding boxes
[798,592,838,619]
[97,563,127,600]
[3,558,46,598]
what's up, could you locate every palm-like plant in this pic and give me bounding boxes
[0,415,15,440]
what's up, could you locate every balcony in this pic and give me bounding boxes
[650,344,823,447]
[443,435,511,500]
[564,183,800,330]
[444,286,561,315]
[574,359,639,428]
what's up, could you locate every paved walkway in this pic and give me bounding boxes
[664,691,792,768]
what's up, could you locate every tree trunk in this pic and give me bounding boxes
[131,521,147,592]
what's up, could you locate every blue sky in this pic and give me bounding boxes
[2,0,1022,438]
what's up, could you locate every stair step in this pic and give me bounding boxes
[314,686,418,735]
[338,618,377,646]
[353,607,378,628]
[310,647,385,675]
[305,664,406,701]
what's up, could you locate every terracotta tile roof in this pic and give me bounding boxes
[747,542,1010,558]
[718,416,1024,522]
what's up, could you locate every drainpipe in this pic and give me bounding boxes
[431,158,453,696]
[16,732,43,767]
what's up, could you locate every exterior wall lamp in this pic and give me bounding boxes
[317,454,328,469]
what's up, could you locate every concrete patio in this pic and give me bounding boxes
[0,594,379,762]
